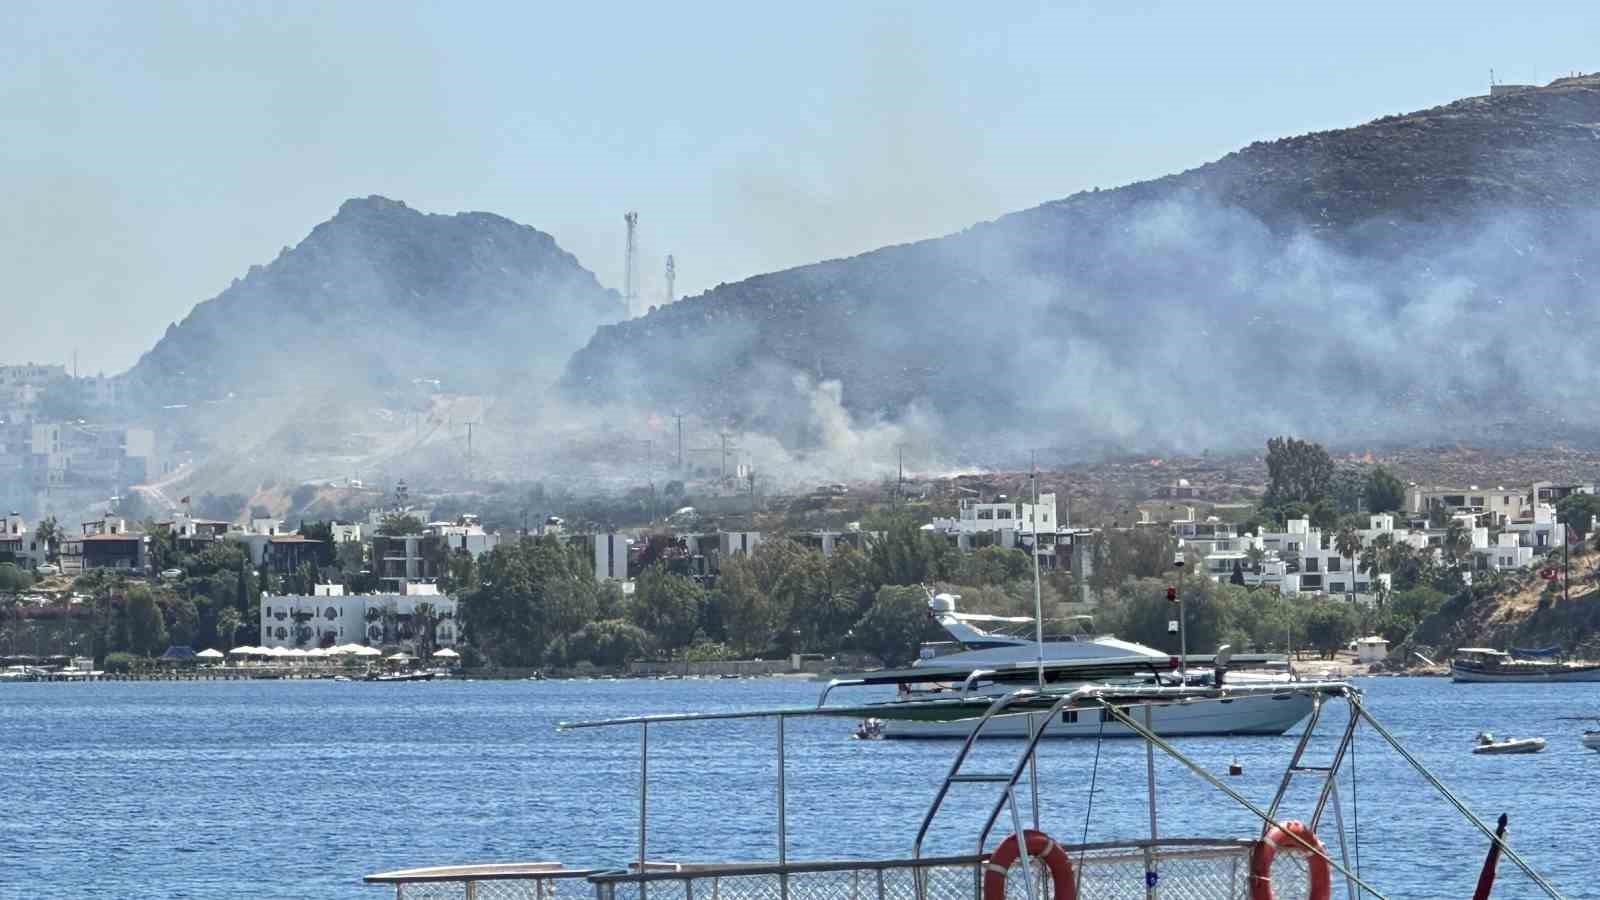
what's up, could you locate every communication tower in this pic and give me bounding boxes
[623,211,639,317]
[664,254,676,305]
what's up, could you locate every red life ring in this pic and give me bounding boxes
[982,830,1077,900]
[1249,820,1331,900]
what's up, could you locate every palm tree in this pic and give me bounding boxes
[1245,545,1266,574]
[411,601,438,659]
[35,516,60,563]
[1334,526,1362,601]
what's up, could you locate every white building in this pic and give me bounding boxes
[0,512,48,571]
[1407,484,1529,526]
[930,492,1059,539]
[1354,636,1390,664]
[260,587,457,650]
[425,515,500,557]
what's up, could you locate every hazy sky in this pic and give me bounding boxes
[4,0,1596,374]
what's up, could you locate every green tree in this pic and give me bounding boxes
[1229,560,1246,586]
[0,563,34,593]
[165,592,199,647]
[865,516,956,591]
[630,564,705,651]
[35,516,60,562]
[955,546,1033,587]
[1298,598,1359,658]
[297,521,337,566]
[216,606,242,649]
[125,586,167,656]
[853,584,937,666]
[549,620,654,668]
[1264,437,1335,508]
[378,514,424,536]
[710,554,775,655]
[464,535,599,666]
[1556,494,1600,540]
[1364,467,1406,514]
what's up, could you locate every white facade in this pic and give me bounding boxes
[260,591,458,650]
[425,516,500,557]
[0,512,47,570]
[931,492,1058,537]
[1407,484,1529,526]
[1355,636,1390,664]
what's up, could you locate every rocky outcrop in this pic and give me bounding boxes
[127,196,622,403]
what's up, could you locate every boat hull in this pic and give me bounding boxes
[879,692,1314,739]
[1450,663,1600,683]
[1583,733,1600,752]
[1472,739,1546,755]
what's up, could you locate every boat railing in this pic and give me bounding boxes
[364,863,602,900]
[588,840,1259,900]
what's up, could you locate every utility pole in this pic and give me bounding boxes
[623,211,639,318]
[894,444,906,509]
[672,411,685,471]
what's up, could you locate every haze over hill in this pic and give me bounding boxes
[128,196,623,404]
[563,76,1600,463]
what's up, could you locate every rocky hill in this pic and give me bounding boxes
[562,76,1600,459]
[127,196,623,404]
[1400,549,1600,663]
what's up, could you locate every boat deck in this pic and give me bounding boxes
[366,841,1269,900]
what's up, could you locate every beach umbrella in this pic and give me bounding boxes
[385,652,414,662]
[227,646,258,656]
[196,648,225,660]
[355,646,382,657]
[431,648,460,659]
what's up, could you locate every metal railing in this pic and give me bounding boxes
[365,864,601,900]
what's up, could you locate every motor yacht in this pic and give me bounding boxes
[875,593,1313,738]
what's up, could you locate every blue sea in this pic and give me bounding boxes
[1,676,1595,899]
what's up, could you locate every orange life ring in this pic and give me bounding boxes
[983,830,1077,900]
[1249,820,1331,900]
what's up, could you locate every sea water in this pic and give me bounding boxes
[0,677,1594,899]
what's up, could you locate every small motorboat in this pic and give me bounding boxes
[1584,730,1600,752]
[1472,731,1546,755]
[854,718,884,741]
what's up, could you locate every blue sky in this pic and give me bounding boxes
[3,0,1596,373]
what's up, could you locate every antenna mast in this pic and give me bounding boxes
[623,211,639,317]
[664,254,676,305]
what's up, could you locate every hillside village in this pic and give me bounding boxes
[7,427,1600,675]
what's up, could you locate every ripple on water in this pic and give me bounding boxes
[0,678,1594,900]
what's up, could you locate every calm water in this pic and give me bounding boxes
[1,676,1596,899]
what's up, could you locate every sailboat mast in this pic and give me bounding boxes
[1032,453,1044,690]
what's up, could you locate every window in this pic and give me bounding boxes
[1302,575,1323,589]
[1304,558,1319,573]
[1061,709,1079,724]
[1327,557,1341,572]
[324,607,337,621]
[977,509,993,520]
[996,509,1012,520]
[1330,582,1345,593]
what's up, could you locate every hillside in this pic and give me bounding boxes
[127,196,623,403]
[562,76,1600,459]
[1401,548,1600,663]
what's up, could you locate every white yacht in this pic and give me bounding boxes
[878,593,1314,739]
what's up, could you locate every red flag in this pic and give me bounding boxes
[1472,813,1508,900]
